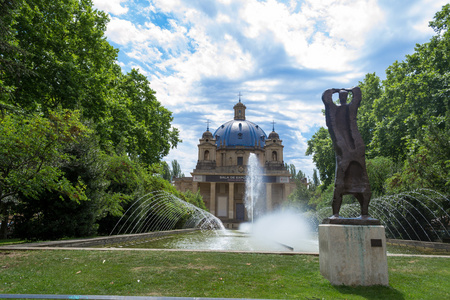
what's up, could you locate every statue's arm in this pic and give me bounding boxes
[348,86,362,107]
[322,88,340,106]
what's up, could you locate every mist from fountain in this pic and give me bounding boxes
[249,210,318,252]
[110,191,225,236]
[240,153,317,251]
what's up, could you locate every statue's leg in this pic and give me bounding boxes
[332,164,345,218]
[331,189,343,217]
[355,192,371,217]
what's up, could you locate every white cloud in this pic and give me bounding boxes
[106,17,188,51]
[151,0,184,14]
[93,0,128,15]
[100,0,445,177]
[238,0,385,71]
[408,0,448,35]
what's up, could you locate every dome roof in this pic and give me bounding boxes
[202,130,213,139]
[213,119,267,148]
[268,131,280,140]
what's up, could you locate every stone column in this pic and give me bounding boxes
[210,182,216,215]
[192,181,198,193]
[283,183,289,202]
[266,183,272,211]
[228,182,234,219]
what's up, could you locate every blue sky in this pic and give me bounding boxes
[92,0,446,179]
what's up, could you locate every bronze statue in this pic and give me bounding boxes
[322,87,371,219]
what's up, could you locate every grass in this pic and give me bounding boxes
[0,238,25,246]
[0,249,449,299]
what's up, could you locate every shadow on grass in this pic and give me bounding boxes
[333,285,405,300]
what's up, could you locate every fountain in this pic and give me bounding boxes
[244,153,265,223]
[238,153,318,251]
[109,191,225,236]
[315,189,449,242]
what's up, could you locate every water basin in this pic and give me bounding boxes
[115,230,320,252]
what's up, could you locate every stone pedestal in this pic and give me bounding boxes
[319,224,389,286]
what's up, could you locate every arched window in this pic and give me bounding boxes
[272,151,277,161]
[204,150,210,160]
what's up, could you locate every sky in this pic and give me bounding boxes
[92,0,446,179]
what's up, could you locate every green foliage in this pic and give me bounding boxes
[160,161,172,181]
[182,189,207,211]
[0,109,88,238]
[370,5,450,162]
[385,116,450,194]
[357,72,382,148]
[0,0,182,239]
[5,0,118,117]
[366,157,397,197]
[171,160,184,178]
[285,163,306,181]
[14,190,98,241]
[2,0,180,166]
[311,169,320,191]
[307,182,334,211]
[287,181,314,212]
[305,127,335,188]
[0,110,88,200]
[97,70,180,165]
[0,0,32,102]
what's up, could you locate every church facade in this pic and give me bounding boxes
[174,98,296,228]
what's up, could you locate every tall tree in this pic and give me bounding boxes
[0,110,87,238]
[4,0,119,120]
[171,160,184,179]
[0,0,32,103]
[4,0,180,165]
[357,72,382,149]
[370,4,450,161]
[305,127,335,188]
[98,70,180,165]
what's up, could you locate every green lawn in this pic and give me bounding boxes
[0,249,448,299]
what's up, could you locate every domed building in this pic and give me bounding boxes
[174,97,295,228]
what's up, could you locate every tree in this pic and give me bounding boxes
[96,70,180,165]
[0,0,183,239]
[311,169,320,191]
[305,127,335,188]
[0,110,88,238]
[357,73,382,148]
[0,0,32,103]
[366,156,397,197]
[159,160,185,182]
[5,0,119,120]
[3,0,180,166]
[385,115,450,194]
[285,163,307,181]
[370,4,450,161]
[160,161,172,181]
[171,160,184,179]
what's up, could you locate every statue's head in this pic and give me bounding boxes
[339,90,349,104]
